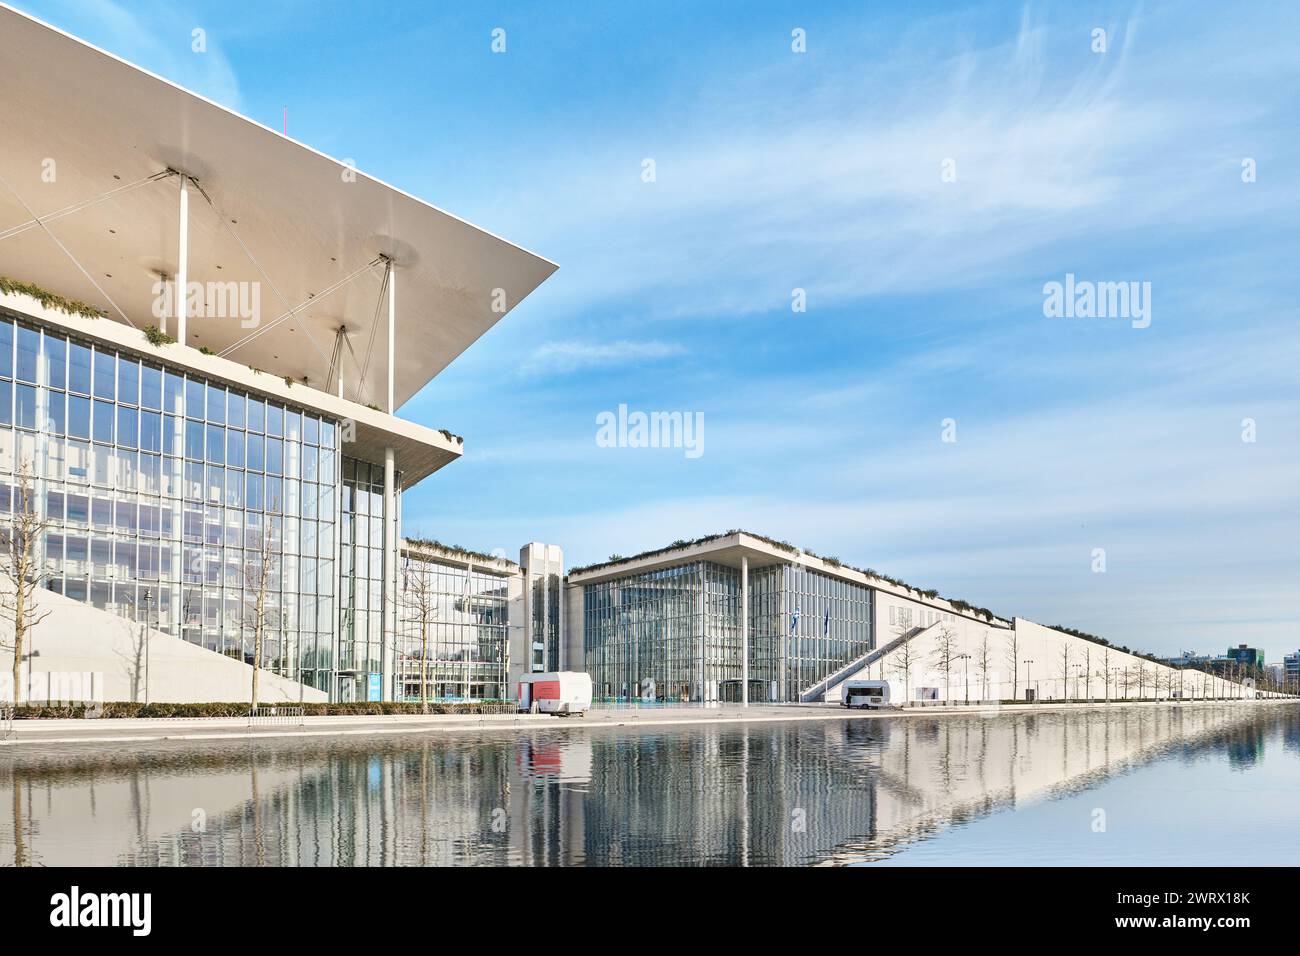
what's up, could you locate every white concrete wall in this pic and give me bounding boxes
[0,583,326,704]
[852,615,1273,704]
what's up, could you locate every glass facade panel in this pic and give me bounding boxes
[0,313,346,695]
[396,550,510,702]
[583,559,873,703]
[336,457,397,702]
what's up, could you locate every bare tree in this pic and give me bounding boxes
[1058,642,1072,701]
[398,554,438,714]
[0,462,51,706]
[1003,629,1020,701]
[241,522,279,710]
[111,611,147,702]
[977,630,991,701]
[890,634,918,706]
[931,624,960,703]
[1137,662,1152,699]
[1081,645,1093,701]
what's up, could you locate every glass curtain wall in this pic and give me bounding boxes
[583,560,741,703]
[582,559,873,704]
[0,312,339,691]
[530,576,546,672]
[546,571,560,669]
[747,564,785,702]
[338,458,397,702]
[396,552,510,701]
[775,564,873,702]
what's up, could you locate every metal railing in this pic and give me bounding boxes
[247,705,306,728]
[454,702,516,715]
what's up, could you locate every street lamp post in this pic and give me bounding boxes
[1022,659,1035,703]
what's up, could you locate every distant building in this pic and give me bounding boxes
[1162,651,1222,673]
[1162,646,1264,681]
[1226,645,1265,671]
[1285,650,1300,689]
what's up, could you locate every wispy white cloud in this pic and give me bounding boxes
[465,5,1299,327]
[520,339,687,376]
[407,2,1300,658]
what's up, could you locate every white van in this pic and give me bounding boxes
[842,679,894,709]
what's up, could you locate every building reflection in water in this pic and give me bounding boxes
[0,705,1293,866]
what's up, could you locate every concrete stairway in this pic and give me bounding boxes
[800,622,939,703]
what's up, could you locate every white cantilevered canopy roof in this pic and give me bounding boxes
[0,3,557,410]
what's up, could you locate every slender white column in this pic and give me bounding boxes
[386,261,395,414]
[383,446,397,701]
[698,565,706,703]
[176,176,189,344]
[741,556,749,707]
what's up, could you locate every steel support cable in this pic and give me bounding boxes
[325,328,340,390]
[187,179,335,371]
[0,168,138,328]
[354,260,390,404]
[216,257,383,359]
[341,332,365,399]
[0,169,176,242]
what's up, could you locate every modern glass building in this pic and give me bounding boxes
[583,561,743,702]
[396,544,515,702]
[0,312,342,692]
[577,538,877,703]
[756,563,874,703]
[0,6,556,704]
[571,531,1011,704]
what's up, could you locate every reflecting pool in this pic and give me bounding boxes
[1,704,1296,866]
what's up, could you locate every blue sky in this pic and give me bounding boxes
[18,0,1300,660]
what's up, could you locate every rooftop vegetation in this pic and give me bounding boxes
[1048,624,1171,664]
[142,325,176,347]
[0,276,105,320]
[568,529,1001,622]
[404,536,517,568]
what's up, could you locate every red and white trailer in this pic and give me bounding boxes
[517,672,593,716]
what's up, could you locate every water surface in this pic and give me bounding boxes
[2,704,1296,866]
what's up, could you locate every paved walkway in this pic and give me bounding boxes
[1,698,1291,749]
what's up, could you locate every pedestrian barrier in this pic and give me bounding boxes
[247,706,306,728]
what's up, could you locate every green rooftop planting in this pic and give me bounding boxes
[404,537,517,567]
[142,325,176,347]
[0,275,105,320]
[567,529,1002,622]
